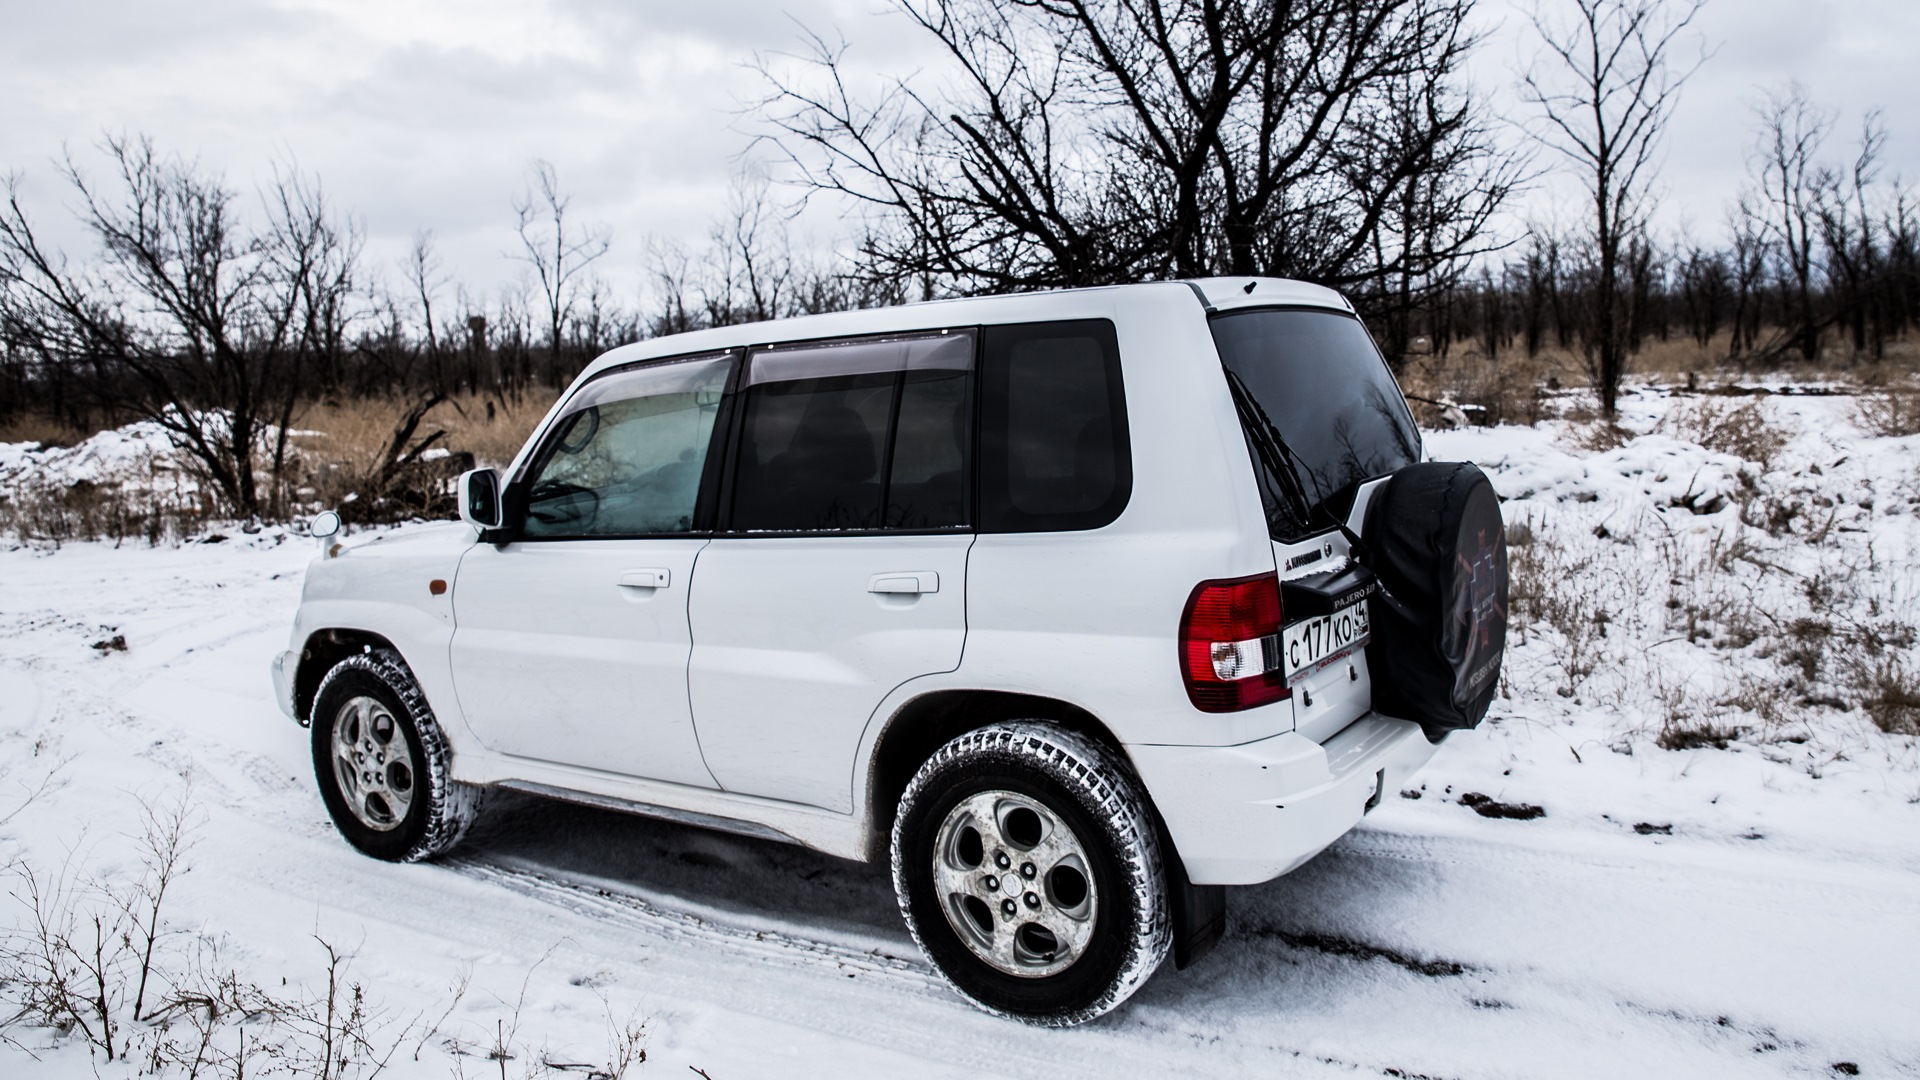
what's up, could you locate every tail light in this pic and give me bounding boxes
[1180,572,1290,712]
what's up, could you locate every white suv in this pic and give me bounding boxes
[272,277,1508,1025]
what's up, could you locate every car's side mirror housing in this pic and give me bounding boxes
[309,509,342,557]
[458,468,504,531]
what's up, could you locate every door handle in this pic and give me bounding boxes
[617,568,670,589]
[868,571,938,595]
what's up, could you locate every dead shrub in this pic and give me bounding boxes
[1657,721,1743,751]
[1504,516,1607,696]
[1853,385,1920,438]
[1397,349,1562,429]
[1859,661,1920,735]
[1575,421,1631,453]
[0,477,210,547]
[288,390,555,524]
[1504,520,1541,625]
[290,395,467,525]
[1716,668,1794,732]
[1662,398,1786,469]
[1,780,651,1076]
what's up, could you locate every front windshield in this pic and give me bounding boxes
[1209,308,1420,540]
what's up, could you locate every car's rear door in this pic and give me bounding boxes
[687,332,975,813]
[449,352,734,788]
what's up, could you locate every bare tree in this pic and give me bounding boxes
[1748,83,1832,362]
[1814,110,1887,360]
[0,136,358,518]
[704,171,796,327]
[1674,227,1730,348]
[1519,0,1707,416]
[511,160,610,387]
[759,0,1520,322]
[1725,192,1770,357]
[405,230,446,353]
[404,230,452,394]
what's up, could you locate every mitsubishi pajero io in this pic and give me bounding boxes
[273,277,1509,1025]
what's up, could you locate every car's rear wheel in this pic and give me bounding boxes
[892,723,1169,1025]
[310,649,481,862]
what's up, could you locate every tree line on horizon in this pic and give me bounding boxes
[1,0,1916,521]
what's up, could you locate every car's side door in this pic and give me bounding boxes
[687,332,975,813]
[449,352,734,788]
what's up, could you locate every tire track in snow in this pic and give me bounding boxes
[438,857,1182,1079]
[448,854,936,988]
[1254,820,1920,1074]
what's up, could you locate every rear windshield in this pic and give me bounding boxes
[1210,308,1420,541]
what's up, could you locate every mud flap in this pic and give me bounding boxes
[1170,862,1226,970]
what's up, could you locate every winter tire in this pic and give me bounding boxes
[892,723,1170,1026]
[311,649,482,862]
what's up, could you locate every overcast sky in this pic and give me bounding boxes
[3,0,1915,306]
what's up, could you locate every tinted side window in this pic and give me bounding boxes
[729,333,973,533]
[979,320,1129,533]
[732,372,892,531]
[519,354,733,538]
[886,369,970,528]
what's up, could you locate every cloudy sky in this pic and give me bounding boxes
[3,0,1914,305]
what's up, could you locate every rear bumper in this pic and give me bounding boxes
[1130,712,1438,886]
[271,650,298,721]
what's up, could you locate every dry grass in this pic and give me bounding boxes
[0,414,91,448]
[1503,513,1611,698]
[1862,661,1920,735]
[1397,347,1575,429]
[293,390,555,474]
[0,481,209,547]
[1661,397,1787,468]
[1,777,656,1077]
[286,390,555,523]
[1853,381,1920,438]
[1628,332,1920,383]
[0,390,556,542]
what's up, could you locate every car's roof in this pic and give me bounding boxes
[575,277,1353,383]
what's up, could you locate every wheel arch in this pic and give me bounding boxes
[293,628,404,724]
[861,690,1129,862]
[862,690,1226,971]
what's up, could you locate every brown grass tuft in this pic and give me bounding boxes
[1662,397,1786,468]
[0,414,91,448]
[1853,383,1920,438]
[1657,721,1743,751]
[1861,661,1920,736]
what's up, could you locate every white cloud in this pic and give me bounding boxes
[4,0,1914,301]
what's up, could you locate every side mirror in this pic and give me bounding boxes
[458,468,503,531]
[309,509,342,557]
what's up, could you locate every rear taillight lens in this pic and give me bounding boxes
[1180,572,1291,712]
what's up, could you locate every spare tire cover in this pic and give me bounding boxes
[1362,462,1508,740]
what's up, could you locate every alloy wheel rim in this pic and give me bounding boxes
[930,790,1098,978]
[330,695,415,832]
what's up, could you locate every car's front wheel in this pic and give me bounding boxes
[310,649,482,862]
[891,723,1170,1025]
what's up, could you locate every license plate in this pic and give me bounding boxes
[1280,601,1370,684]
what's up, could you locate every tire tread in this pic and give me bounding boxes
[312,649,482,862]
[890,722,1170,1025]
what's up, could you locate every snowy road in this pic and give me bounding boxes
[2,527,1917,1077]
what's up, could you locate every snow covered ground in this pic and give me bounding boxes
[1,387,1917,1077]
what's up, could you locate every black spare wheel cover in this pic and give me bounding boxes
[1362,462,1508,740]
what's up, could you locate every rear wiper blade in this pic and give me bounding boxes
[1223,368,1380,567]
[1224,368,1316,525]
